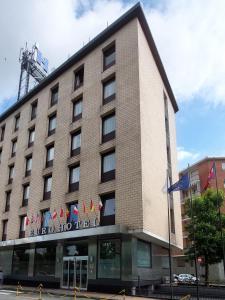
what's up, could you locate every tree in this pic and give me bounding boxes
[185,188,225,284]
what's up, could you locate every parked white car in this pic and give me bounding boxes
[178,273,198,284]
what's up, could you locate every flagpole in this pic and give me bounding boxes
[214,161,225,279]
[187,164,199,300]
[167,169,173,300]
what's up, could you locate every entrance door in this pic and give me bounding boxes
[62,256,88,290]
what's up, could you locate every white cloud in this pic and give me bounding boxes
[1,0,225,111]
[177,146,200,162]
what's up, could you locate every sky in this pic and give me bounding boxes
[0,0,224,171]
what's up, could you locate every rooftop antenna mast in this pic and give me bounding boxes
[17,43,49,101]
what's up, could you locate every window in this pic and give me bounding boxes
[8,164,14,184]
[46,144,54,168]
[25,156,32,177]
[0,125,5,142]
[74,67,84,90]
[28,127,35,147]
[67,202,79,224]
[2,220,8,241]
[69,165,80,192]
[41,210,51,229]
[137,240,152,268]
[48,114,56,136]
[102,113,115,143]
[103,44,115,70]
[22,184,30,207]
[100,193,115,226]
[101,151,115,182]
[31,101,37,120]
[103,77,116,105]
[19,216,26,238]
[0,148,2,163]
[71,130,81,156]
[50,85,58,106]
[98,239,120,279]
[34,244,56,276]
[5,191,11,212]
[14,114,20,131]
[222,162,225,171]
[43,175,52,200]
[12,245,31,275]
[11,139,17,157]
[73,98,82,122]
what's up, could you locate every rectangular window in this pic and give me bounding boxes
[5,191,11,212]
[137,240,152,268]
[50,85,58,106]
[48,114,56,136]
[103,77,116,105]
[73,98,82,122]
[43,175,52,200]
[102,113,115,143]
[22,184,30,207]
[98,239,120,279]
[71,130,81,156]
[19,216,26,238]
[101,151,115,182]
[103,44,115,70]
[100,193,115,226]
[31,101,37,120]
[12,245,31,275]
[14,114,20,131]
[11,139,17,157]
[67,202,79,224]
[69,165,80,192]
[2,220,8,241]
[28,127,35,147]
[34,244,56,276]
[8,164,14,184]
[0,125,5,142]
[25,156,32,177]
[46,144,54,168]
[222,162,225,170]
[74,67,84,90]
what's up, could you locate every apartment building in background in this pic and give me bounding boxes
[173,157,225,281]
[0,3,182,291]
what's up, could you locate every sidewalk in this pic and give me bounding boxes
[1,284,158,300]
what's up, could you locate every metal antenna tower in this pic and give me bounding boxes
[17,43,49,101]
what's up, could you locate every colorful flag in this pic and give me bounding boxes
[203,162,216,191]
[99,200,103,211]
[168,173,189,193]
[90,199,95,212]
[25,216,30,226]
[66,208,70,218]
[73,206,79,215]
[60,208,64,218]
[52,210,57,220]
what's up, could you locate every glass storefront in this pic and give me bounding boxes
[12,245,31,276]
[34,244,56,277]
[64,241,88,256]
[137,240,152,268]
[98,239,121,279]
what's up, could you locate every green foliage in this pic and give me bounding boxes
[185,189,225,281]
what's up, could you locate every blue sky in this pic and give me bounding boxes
[0,0,224,171]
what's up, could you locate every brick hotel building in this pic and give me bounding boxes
[0,3,182,291]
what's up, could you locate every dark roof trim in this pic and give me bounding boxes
[0,2,178,122]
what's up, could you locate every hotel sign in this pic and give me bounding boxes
[29,218,99,237]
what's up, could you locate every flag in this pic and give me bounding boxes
[25,216,30,226]
[73,206,79,215]
[203,162,216,191]
[83,201,86,214]
[65,208,70,218]
[52,210,57,220]
[43,211,52,227]
[99,200,103,211]
[60,208,64,218]
[31,214,34,224]
[168,173,189,193]
[90,199,95,212]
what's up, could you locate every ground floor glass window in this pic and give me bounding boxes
[12,245,31,275]
[137,240,152,268]
[34,244,56,277]
[98,239,120,279]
